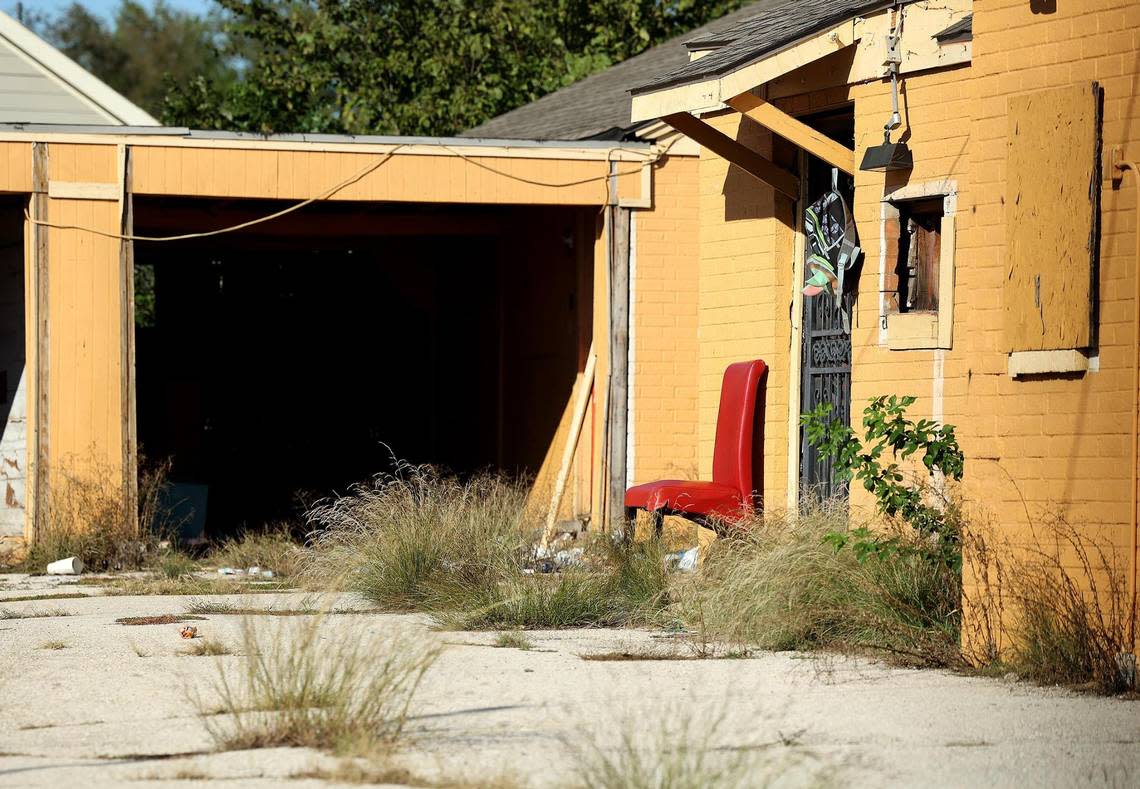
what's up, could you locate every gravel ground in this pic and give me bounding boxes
[0,573,1136,788]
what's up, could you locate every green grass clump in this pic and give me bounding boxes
[677,502,962,667]
[492,632,534,650]
[306,467,529,608]
[199,612,439,754]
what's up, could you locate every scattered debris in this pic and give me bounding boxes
[666,546,699,572]
[532,545,584,573]
[180,626,199,639]
[217,566,276,578]
[47,557,83,575]
[115,614,207,626]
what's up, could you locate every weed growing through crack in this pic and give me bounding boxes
[0,607,72,620]
[37,640,67,650]
[570,708,817,789]
[82,576,293,597]
[1,592,88,603]
[116,614,206,626]
[493,632,534,650]
[197,612,439,754]
[181,638,233,657]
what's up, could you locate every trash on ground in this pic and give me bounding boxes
[179,626,198,639]
[218,567,237,575]
[665,547,699,572]
[47,557,83,575]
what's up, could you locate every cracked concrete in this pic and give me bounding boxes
[0,574,1137,787]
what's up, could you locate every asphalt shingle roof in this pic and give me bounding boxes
[460,1,785,141]
[630,0,891,95]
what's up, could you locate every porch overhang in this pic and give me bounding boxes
[630,0,972,193]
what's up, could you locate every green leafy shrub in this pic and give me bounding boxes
[801,394,965,570]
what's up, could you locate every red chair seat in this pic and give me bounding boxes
[624,359,767,534]
[624,480,744,521]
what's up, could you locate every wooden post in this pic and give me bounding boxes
[29,142,49,540]
[118,144,138,533]
[607,205,631,535]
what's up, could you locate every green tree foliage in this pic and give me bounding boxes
[161,0,750,135]
[35,1,238,120]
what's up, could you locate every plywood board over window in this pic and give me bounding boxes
[1004,82,1101,353]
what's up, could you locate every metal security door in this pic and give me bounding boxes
[799,291,852,499]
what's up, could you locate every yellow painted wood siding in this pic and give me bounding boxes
[131,146,645,207]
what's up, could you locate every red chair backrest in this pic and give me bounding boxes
[711,359,768,509]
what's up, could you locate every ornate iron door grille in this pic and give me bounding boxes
[799,290,852,499]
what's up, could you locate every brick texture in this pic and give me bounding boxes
[631,154,702,481]
[683,0,1140,586]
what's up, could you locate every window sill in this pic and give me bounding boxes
[887,311,944,350]
[1008,349,1092,378]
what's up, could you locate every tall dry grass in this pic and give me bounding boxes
[199,611,439,754]
[965,516,1136,693]
[676,500,963,667]
[304,466,670,629]
[305,466,531,608]
[18,456,183,572]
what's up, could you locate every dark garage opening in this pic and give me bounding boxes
[133,199,595,537]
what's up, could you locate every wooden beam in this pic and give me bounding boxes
[662,112,800,199]
[607,205,631,535]
[727,93,856,175]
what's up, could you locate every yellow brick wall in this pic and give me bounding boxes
[950,0,1140,555]
[688,0,1140,563]
[696,112,795,508]
[631,154,701,482]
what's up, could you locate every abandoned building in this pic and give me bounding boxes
[0,0,1136,645]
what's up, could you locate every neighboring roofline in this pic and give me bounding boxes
[0,124,656,160]
[0,10,159,126]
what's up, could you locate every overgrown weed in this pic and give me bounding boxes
[306,465,670,629]
[965,516,1137,694]
[18,456,182,573]
[570,708,814,789]
[197,611,439,755]
[675,499,963,667]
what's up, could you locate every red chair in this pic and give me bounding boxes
[625,359,767,534]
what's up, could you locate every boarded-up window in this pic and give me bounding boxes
[1004,82,1101,352]
[893,198,942,313]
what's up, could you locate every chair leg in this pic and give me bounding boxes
[648,510,664,540]
[623,507,638,544]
